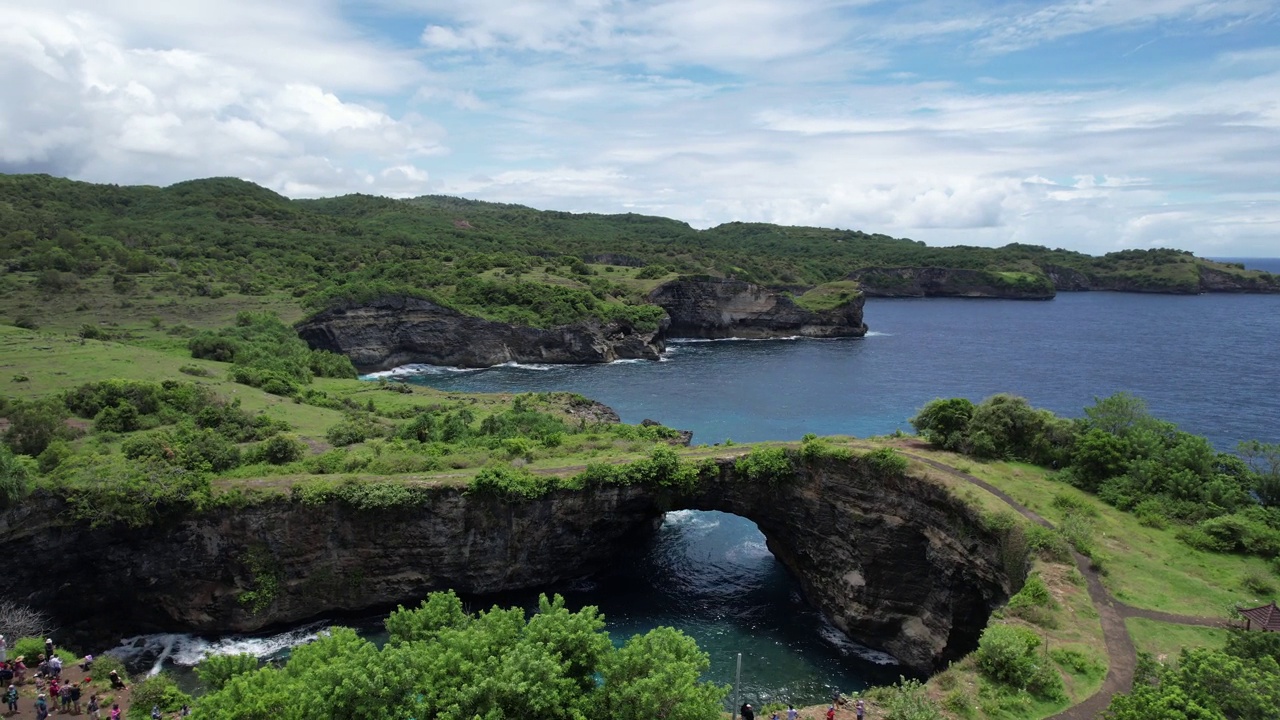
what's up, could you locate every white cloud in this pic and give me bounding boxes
[0,3,444,196]
[2,0,1280,256]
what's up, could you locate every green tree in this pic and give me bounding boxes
[1239,440,1280,507]
[598,626,728,720]
[910,398,974,451]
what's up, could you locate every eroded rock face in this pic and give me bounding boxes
[647,278,868,339]
[295,296,667,372]
[2,457,1013,674]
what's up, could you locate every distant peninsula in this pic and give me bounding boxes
[1,173,1276,369]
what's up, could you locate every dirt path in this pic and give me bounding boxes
[896,450,1139,720]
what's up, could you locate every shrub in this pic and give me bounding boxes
[325,416,379,447]
[93,401,141,433]
[1025,524,1073,563]
[1057,514,1096,557]
[12,637,45,662]
[11,315,38,330]
[196,653,260,691]
[864,447,909,476]
[249,435,306,466]
[1242,570,1277,596]
[129,673,192,713]
[735,446,794,485]
[1007,573,1054,610]
[1049,648,1105,678]
[975,625,1065,701]
[0,446,33,510]
[910,397,974,451]
[3,398,72,456]
[469,465,556,501]
[1050,492,1098,518]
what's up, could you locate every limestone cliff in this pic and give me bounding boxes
[647,278,868,339]
[1,456,1013,674]
[295,296,666,372]
[845,267,1056,300]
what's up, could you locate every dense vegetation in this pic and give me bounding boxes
[2,173,1274,334]
[1103,631,1280,719]
[183,591,728,720]
[911,393,1280,571]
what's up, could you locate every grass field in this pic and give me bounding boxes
[1125,618,1230,662]
[906,449,1274,618]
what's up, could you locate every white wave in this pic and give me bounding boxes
[609,358,648,365]
[110,622,330,674]
[360,363,482,379]
[864,331,892,337]
[494,361,560,371]
[667,336,801,343]
[662,509,722,532]
[816,619,900,665]
[728,539,773,561]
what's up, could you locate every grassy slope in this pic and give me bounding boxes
[1124,618,1230,663]
[902,448,1273,618]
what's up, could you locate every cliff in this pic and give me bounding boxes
[1,456,1013,674]
[845,267,1056,300]
[295,296,666,372]
[647,278,868,339]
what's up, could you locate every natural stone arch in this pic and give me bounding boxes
[1,456,1015,674]
[666,456,1016,672]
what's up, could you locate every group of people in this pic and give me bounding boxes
[0,635,123,720]
[740,692,867,720]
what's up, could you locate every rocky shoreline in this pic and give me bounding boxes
[297,277,868,372]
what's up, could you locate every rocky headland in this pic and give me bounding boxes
[647,277,868,339]
[297,278,867,371]
[1,455,1014,674]
[296,295,667,372]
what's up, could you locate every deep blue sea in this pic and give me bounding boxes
[386,290,1280,450]
[125,273,1280,707]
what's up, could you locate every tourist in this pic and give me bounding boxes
[151,703,162,719]
[44,638,54,659]
[770,711,780,720]
[70,680,83,713]
[81,653,94,672]
[108,670,127,689]
[0,662,12,686]
[787,705,798,720]
[0,633,6,662]
[14,656,25,684]
[59,680,72,711]
[826,704,836,720]
[48,676,59,703]
[48,653,62,678]
[111,701,122,720]
[35,692,49,720]
[741,702,755,720]
[854,698,865,720]
[181,703,191,716]
[5,683,17,713]
[87,693,101,719]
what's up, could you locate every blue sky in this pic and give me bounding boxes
[1,0,1278,256]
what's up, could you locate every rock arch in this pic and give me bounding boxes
[1,457,1015,673]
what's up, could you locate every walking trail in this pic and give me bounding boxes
[897,448,1230,720]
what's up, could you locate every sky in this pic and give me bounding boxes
[1,1,1279,257]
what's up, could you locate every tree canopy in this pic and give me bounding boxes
[191,591,728,720]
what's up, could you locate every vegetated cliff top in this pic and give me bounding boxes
[1,173,1276,319]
